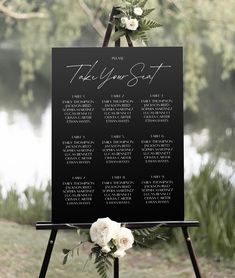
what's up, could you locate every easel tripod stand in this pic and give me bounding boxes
[36,6,202,278]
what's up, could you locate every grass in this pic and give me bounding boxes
[0,220,234,278]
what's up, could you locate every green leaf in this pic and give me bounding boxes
[128,31,139,41]
[133,224,165,242]
[132,0,141,5]
[92,244,102,254]
[63,254,68,265]
[139,31,149,46]
[142,8,155,17]
[113,13,124,19]
[138,25,151,32]
[115,7,126,14]
[134,239,149,248]
[93,248,113,278]
[139,0,148,8]
[62,248,70,255]
[141,18,162,29]
[111,30,125,42]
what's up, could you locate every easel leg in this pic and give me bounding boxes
[39,229,58,278]
[114,258,119,278]
[115,26,120,47]
[181,227,202,278]
[103,6,119,47]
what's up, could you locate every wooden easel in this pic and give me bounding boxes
[36,6,202,278]
[36,221,201,278]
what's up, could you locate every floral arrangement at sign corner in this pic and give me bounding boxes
[112,0,162,46]
[63,217,166,278]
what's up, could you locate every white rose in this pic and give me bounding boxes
[121,17,128,26]
[114,227,134,251]
[113,249,126,258]
[125,18,139,31]
[134,7,143,16]
[90,217,121,247]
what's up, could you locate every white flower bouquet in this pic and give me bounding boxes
[112,0,162,46]
[63,217,165,278]
[90,218,134,258]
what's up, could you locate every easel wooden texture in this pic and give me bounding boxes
[36,6,202,278]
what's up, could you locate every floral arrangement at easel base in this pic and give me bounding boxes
[63,217,165,278]
[112,0,162,46]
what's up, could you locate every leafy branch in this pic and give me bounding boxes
[62,240,87,265]
[92,245,113,278]
[113,0,162,46]
[0,2,48,19]
[133,225,167,247]
[62,220,166,278]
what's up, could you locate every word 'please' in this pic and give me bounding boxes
[66,60,171,89]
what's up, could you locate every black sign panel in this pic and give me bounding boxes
[52,47,183,223]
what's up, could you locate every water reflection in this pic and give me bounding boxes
[0,107,234,194]
[0,106,51,193]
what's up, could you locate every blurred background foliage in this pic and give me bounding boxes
[0,183,51,225]
[185,163,235,259]
[0,0,235,158]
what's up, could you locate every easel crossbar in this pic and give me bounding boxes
[36,220,200,230]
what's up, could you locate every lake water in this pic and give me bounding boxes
[0,106,234,194]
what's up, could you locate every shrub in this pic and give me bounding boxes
[184,163,235,259]
[0,182,51,225]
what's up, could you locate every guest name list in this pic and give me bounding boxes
[52,47,183,223]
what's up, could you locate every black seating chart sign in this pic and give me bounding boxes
[52,47,183,223]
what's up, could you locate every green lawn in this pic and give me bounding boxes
[0,220,234,278]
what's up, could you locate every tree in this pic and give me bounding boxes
[0,0,235,158]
